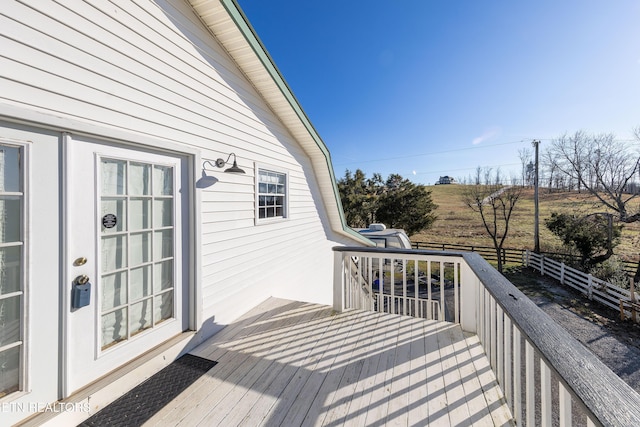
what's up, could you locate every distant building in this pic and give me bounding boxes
[436,176,456,185]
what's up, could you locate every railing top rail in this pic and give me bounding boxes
[332,245,469,258]
[334,245,640,426]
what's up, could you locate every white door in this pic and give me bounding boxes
[64,136,190,394]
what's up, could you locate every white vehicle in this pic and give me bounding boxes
[355,223,412,249]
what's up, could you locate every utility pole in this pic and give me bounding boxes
[532,139,541,253]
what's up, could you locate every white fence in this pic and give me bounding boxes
[524,250,639,320]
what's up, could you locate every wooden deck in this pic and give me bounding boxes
[144,298,514,426]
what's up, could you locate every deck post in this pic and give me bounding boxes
[459,261,478,333]
[333,250,345,312]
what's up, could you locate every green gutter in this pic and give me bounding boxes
[220,0,367,244]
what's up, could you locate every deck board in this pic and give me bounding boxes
[144,298,514,427]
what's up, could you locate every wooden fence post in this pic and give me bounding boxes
[560,263,565,285]
[631,278,637,323]
[540,254,545,276]
[587,274,593,300]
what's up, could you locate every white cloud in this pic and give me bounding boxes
[472,127,501,145]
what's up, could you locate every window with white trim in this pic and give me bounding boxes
[257,168,287,220]
[0,143,24,399]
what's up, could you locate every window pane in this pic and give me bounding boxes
[102,308,127,350]
[130,299,152,336]
[102,160,126,195]
[130,232,151,266]
[0,246,21,295]
[0,295,21,347]
[101,198,126,233]
[153,166,173,196]
[0,197,21,243]
[130,198,151,230]
[129,162,151,195]
[0,146,21,193]
[0,345,20,398]
[102,271,127,311]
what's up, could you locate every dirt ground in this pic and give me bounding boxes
[504,267,640,393]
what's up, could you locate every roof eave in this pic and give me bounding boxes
[188,0,369,245]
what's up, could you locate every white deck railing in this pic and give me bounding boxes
[333,246,640,427]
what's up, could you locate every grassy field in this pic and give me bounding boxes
[411,184,640,263]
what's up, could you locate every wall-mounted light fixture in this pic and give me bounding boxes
[202,153,245,174]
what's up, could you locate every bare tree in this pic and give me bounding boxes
[551,130,640,223]
[462,176,523,272]
[541,146,559,192]
[518,147,532,187]
[551,128,640,278]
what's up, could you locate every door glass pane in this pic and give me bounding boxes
[0,346,20,398]
[101,160,126,195]
[153,261,173,293]
[154,292,173,324]
[129,163,150,195]
[102,271,127,311]
[99,158,176,350]
[101,235,127,272]
[153,165,173,196]
[0,197,21,243]
[102,308,127,350]
[130,198,151,231]
[153,199,172,227]
[130,265,152,301]
[130,232,151,266]
[130,299,152,336]
[0,146,21,192]
[0,295,21,347]
[0,246,21,295]
[101,198,126,233]
[154,230,173,260]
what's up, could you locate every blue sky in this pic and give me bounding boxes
[237,1,640,185]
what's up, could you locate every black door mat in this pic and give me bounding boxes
[78,354,217,427]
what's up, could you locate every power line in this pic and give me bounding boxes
[334,139,531,166]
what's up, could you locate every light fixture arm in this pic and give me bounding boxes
[202,152,246,174]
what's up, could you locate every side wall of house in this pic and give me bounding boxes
[0,0,353,337]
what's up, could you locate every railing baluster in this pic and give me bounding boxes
[490,297,497,371]
[513,327,522,425]
[427,261,432,319]
[390,257,395,314]
[559,381,572,426]
[402,258,407,316]
[526,341,536,427]
[413,259,422,317]
[497,305,504,389]
[504,316,513,413]
[454,262,460,323]
[439,261,445,320]
[541,360,552,427]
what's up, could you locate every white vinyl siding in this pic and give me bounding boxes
[0,0,355,336]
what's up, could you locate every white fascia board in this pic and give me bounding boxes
[188,0,369,246]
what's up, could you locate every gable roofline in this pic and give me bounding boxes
[189,0,368,245]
